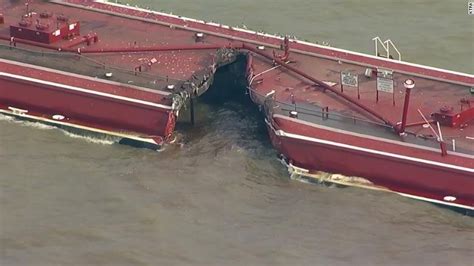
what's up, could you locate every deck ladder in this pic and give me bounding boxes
[372,36,401,61]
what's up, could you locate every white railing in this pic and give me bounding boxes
[372,36,401,61]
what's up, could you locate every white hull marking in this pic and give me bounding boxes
[272,127,474,173]
[0,72,172,110]
[0,58,171,96]
[0,108,158,144]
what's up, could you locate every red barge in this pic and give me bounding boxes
[0,0,473,211]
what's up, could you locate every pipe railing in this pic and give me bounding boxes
[384,39,401,61]
[372,36,401,61]
[247,85,391,129]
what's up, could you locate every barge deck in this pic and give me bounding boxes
[0,0,472,211]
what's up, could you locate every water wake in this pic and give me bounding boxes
[0,114,115,145]
[61,131,116,145]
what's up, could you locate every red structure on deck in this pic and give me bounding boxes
[10,9,80,44]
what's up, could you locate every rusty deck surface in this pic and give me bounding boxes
[1,0,473,156]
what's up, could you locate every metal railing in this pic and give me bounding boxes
[249,84,465,155]
[372,36,401,61]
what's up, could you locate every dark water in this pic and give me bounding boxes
[1,1,474,265]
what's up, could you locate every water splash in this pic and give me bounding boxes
[0,114,115,145]
[61,130,116,145]
[0,114,56,130]
[0,114,15,122]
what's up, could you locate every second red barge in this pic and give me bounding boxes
[0,0,472,212]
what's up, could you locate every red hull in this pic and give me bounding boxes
[268,115,474,209]
[0,62,175,143]
[1,0,472,211]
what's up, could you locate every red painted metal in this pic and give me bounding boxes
[273,36,290,61]
[432,106,474,128]
[0,75,172,136]
[0,35,61,50]
[405,120,434,128]
[399,87,412,133]
[269,116,474,209]
[243,43,397,128]
[1,0,472,211]
[9,12,80,44]
[77,43,229,54]
[63,33,99,48]
[0,34,226,54]
[73,0,473,85]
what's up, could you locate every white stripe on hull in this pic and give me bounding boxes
[0,72,173,110]
[0,58,171,96]
[272,114,474,160]
[276,126,474,211]
[396,193,474,211]
[0,108,159,145]
[269,122,473,174]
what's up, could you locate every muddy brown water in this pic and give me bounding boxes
[1,1,473,265]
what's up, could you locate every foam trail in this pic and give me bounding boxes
[0,114,115,145]
[0,114,55,130]
[19,121,56,130]
[0,114,15,122]
[61,130,116,145]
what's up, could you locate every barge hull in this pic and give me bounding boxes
[0,61,175,146]
[267,115,474,210]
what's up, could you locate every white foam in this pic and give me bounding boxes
[21,121,56,130]
[3,117,56,130]
[0,114,55,129]
[0,114,14,122]
[0,114,114,145]
[61,130,116,145]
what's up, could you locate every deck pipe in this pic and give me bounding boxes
[75,43,228,54]
[0,34,228,53]
[242,43,397,129]
[0,35,396,129]
[399,79,414,134]
[399,87,411,133]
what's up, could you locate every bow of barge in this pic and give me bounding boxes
[0,0,473,211]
